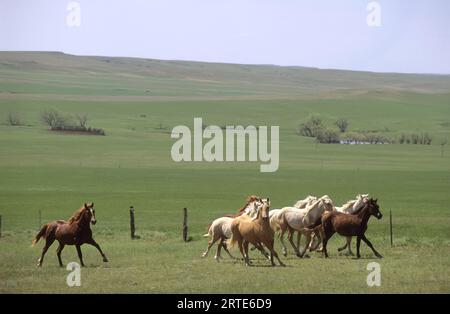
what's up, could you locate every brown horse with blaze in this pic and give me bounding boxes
[32,202,108,267]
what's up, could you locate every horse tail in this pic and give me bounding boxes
[32,224,48,246]
[228,222,239,248]
[202,223,212,238]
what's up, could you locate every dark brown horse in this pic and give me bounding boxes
[32,202,108,267]
[319,198,383,259]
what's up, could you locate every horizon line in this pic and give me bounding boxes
[2,50,450,77]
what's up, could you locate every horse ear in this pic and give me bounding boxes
[375,199,378,203]
[91,202,94,207]
[84,203,88,209]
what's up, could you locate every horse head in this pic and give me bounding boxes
[260,198,271,219]
[319,195,334,211]
[366,198,382,220]
[83,202,96,225]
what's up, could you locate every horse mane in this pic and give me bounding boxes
[352,199,373,215]
[67,206,86,224]
[339,199,356,212]
[237,195,261,213]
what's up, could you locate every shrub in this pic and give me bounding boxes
[315,128,340,144]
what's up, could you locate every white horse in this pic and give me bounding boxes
[269,195,318,256]
[272,195,334,258]
[202,197,267,261]
[334,194,370,255]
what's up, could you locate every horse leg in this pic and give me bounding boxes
[202,235,219,258]
[56,242,65,267]
[215,241,222,262]
[76,245,85,267]
[346,237,354,255]
[221,239,236,260]
[237,240,250,266]
[356,236,362,259]
[254,242,269,259]
[37,237,55,267]
[86,239,108,262]
[319,227,331,258]
[278,224,288,256]
[310,229,322,252]
[265,239,285,267]
[296,231,301,252]
[287,228,301,257]
[243,241,251,265]
[299,230,312,258]
[338,236,353,255]
[337,239,348,252]
[361,235,383,258]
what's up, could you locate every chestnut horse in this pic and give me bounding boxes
[319,198,383,259]
[32,202,108,267]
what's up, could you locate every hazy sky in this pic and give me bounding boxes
[1,0,449,74]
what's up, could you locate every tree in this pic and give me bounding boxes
[298,116,323,137]
[75,114,88,128]
[335,118,349,133]
[41,109,67,128]
[6,112,21,126]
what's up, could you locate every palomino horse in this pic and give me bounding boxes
[319,198,383,259]
[32,202,108,267]
[334,194,370,255]
[273,195,334,258]
[202,196,266,261]
[230,199,285,267]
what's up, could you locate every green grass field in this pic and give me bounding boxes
[0,52,449,293]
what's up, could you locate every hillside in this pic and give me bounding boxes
[1,51,450,99]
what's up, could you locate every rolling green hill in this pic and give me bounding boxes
[1,51,450,98]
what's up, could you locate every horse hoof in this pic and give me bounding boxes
[103,258,108,263]
[376,254,383,259]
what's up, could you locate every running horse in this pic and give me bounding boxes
[32,202,108,267]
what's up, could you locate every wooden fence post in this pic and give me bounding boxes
[183,207,188,242]
[130,206,136,239]
[390,210,393,247]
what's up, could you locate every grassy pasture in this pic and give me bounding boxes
[0,53,449,293]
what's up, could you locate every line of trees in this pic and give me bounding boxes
[398,133,432,145]
[40,109,105,135]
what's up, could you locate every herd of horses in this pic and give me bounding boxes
[31,194,383,267]
[202,194,383,266]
